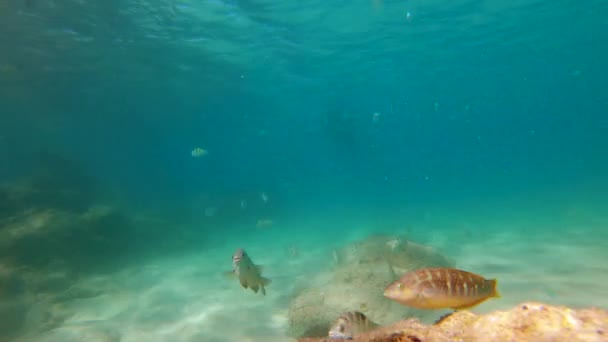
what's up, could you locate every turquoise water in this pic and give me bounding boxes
[1,0,607,341]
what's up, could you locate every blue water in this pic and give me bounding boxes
[1,0,607,341]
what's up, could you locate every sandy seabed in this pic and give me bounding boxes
[16,217,608,342]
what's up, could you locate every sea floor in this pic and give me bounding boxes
[16,213,608,342]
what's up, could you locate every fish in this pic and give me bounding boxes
[191,147,208,157]
[226,248,271,295]
[255,219,274,229]
[204,206,217,217]
[260,192,269,203]
[328,311,379,339]
[372,112,381,124]
[383,267,500,310]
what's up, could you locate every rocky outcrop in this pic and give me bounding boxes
[297,302,608,342]
[287,235,453,338]
[0,265,28,340]
[0,151,100,217]
[0,204,142,270]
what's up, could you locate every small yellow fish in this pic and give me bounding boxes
[328,311,379,339]
[384,267,500,310]
[191,147,208,158]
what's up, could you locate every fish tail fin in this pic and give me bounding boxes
[255,277,271,296]
[488,279,501,298]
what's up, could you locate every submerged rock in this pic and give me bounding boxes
[28,323,122,342]
[0,151,100,217]
[297,302,608,342]
[0,265,28,339]
[287,234,453,338]
[0,205,138,270]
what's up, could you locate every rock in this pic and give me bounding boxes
[0,300,28,340]
[0,265,28,339]
[19,267,77,297]
[297,302,608,342]
[29,322,121,342]
[21,302,74,337]
[287,234,453,338]
[0,204,139,271]
[0,264,26,298]
[0,152,207,276]
[0,151,100,217]
[0,152,131,272]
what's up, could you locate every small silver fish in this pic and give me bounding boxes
[227,248,271,295]
[328,311,379,339]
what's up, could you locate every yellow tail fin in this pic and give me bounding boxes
[488,279,501,298]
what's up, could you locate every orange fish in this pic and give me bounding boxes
[384,268,500,310]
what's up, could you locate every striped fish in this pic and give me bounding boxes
[383,267,500,310]
[328,311,379,339]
